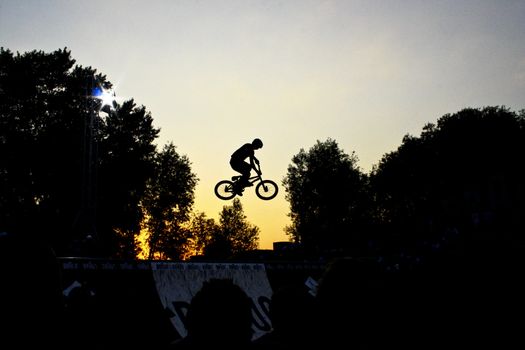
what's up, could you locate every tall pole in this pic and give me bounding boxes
[73,76,116,256]
[85,76,98,242]
[74,76,99,256]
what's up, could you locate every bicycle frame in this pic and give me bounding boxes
[232,164,263,185]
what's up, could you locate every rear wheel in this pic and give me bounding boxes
[256,180,278,200]
[214,180,236,200]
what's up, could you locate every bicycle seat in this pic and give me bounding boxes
[231,175,241,181]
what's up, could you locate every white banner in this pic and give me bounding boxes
[152,262,273,340]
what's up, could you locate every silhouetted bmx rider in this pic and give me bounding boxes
[230,138,263,196]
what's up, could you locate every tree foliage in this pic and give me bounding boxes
[142,143,198,260]
[95,99,161,258]
[0,48,197,258]
[282,138,368,256]
[186,211,220,257]
[283,109,525,260]
[369,106,525,252]
[1,48,85,252]
[204,199,259,259]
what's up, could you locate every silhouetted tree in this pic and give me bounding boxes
[186,211,219,256]
[0,48,196,258]
[283,138,369,257]
[142,143,198,260]
[369,106,525,255]
[0,48,86,253]
[204,199,259,259]
[96,99,160,258]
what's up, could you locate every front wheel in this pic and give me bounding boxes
[215,180,236,200]
[256,180,278,200]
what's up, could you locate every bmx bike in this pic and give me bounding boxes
[214,163,278,200]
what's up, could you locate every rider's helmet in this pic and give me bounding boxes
[252,138,263,148]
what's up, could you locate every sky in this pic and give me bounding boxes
[1,0,525,249]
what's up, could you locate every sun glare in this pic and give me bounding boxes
[92,86,116,110]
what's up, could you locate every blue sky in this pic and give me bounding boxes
[2,0,524,248]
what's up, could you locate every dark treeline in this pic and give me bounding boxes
[285,107,525,263]
[2,48,524,266]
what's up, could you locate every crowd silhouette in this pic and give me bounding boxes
[161,246,524,349]
[252,283,315,349]
[1,231,64,348]
[168,278,254,349]
[3,229,524,349]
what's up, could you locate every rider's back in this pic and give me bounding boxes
[231,143,254,161]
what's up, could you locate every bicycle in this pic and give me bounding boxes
[214,163,278,200]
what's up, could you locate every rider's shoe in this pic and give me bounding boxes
[233,183,244,196]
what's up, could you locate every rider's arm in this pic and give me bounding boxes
[250,156,259,169]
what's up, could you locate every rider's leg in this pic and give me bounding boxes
[230,159,250,194]
[230,158,249,181]
[239,163,252,186]
[231,161,252,187]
